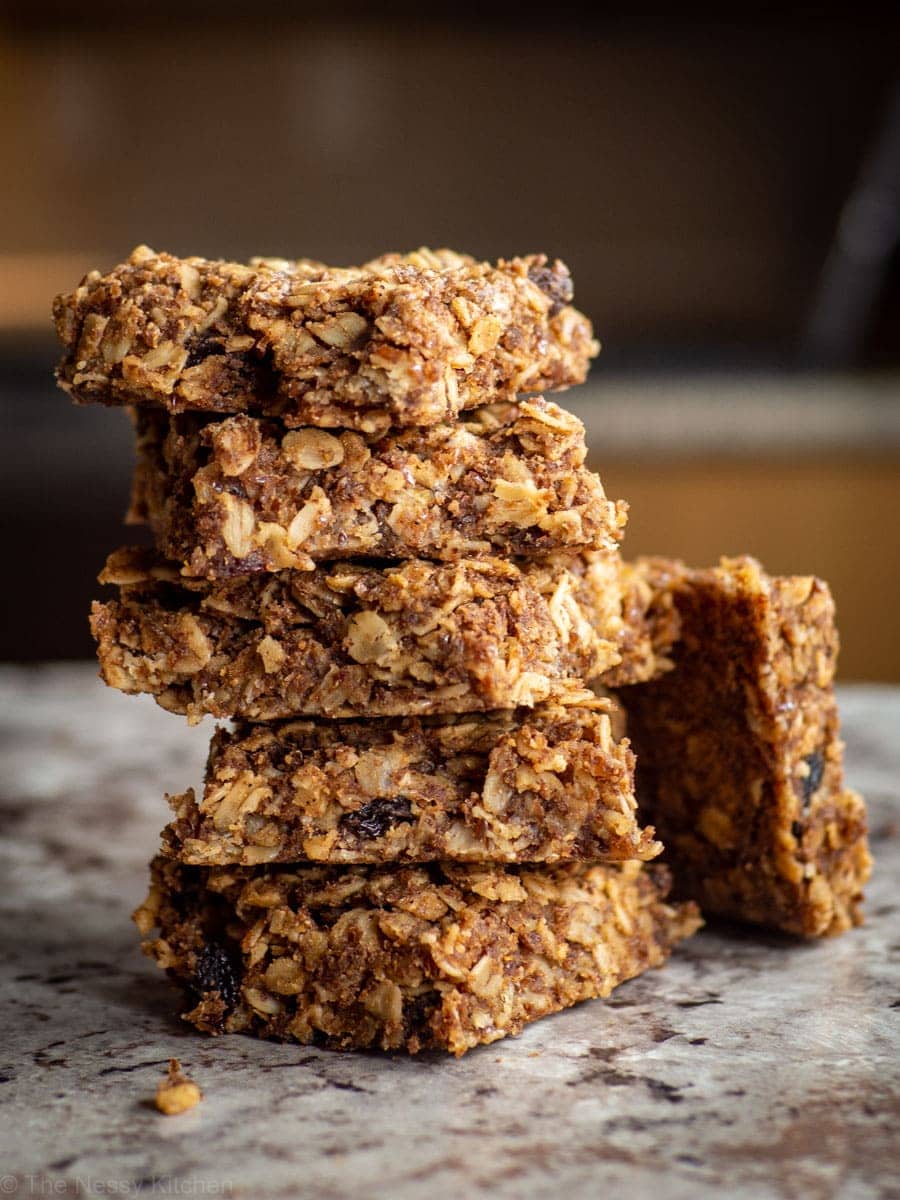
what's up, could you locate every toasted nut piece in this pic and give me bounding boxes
[468,315,503,355]
[257,635,286,674]
[155,1059,202,1115]
[211,419,261,476]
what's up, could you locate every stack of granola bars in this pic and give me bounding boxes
[53,246,870,1056]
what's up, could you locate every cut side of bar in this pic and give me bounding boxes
[92,547,625,722]
[128,399,627,578]
[601,558,682,687]
[135,857,701,1055]
[54,246,598,433]
[615,556,872,937]
[161,695,661,866]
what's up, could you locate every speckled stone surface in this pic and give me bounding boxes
[1,665,897,1200]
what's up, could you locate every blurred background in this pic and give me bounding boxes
[2,6,899,678]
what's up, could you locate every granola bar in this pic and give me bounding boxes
[128,399,626,577]
[54,246,598,434]
[615,557,872,937]
[601,558,681,687]
[161,695,661,866]
[134,857,701,1055]
[92,547,624,722]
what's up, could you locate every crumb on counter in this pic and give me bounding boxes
[154,1058,202,1115]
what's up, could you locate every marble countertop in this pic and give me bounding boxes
[1,665,898,1200]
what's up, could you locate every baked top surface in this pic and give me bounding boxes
[54,245,598,433]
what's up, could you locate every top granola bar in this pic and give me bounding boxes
[53,246,599,433]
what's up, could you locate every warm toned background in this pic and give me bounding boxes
[3,7,899,677]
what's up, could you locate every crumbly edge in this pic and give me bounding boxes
[128,398,627,577]
[602,558,682,686]
[134,857,701,1056]
[160,694,661,866]
[617,555,872,937]
[54,245,598,433]
[92,548,625,722]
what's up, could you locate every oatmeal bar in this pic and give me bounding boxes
[134,857,701,1056]
[161,695,661,866]
[616,557,872,937]
[54,246,598,433]
[92,547,624,722]
[128,399,626,578]
[601,558,681,687]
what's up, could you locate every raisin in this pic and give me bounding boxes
[185,339,223,369]
[403,989,441,1038]
[801,751,825,808]
[193,942,238,1010]
[791,820,804,840]
[340,797,414,840]
[526,263,573,316]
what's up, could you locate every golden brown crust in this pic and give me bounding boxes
[161,695,661,866]
[54,246,598,434]
[134,857,701,1056]
[92,547,624,722]
[128,399,627,577]
[615,556,872,937]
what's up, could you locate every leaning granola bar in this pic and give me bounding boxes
[134,857,701,1056]
[161,695,661,866]
[615,556,871,937]
[92,547,624,722]
[128,399,626,577]
[54,246,598,433]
